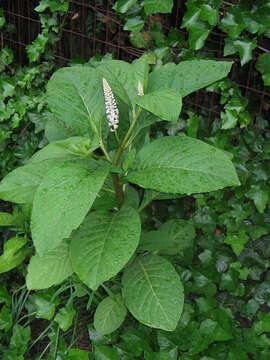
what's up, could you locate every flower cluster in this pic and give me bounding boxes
[102,78,119,132]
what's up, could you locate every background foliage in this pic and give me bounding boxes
[0,0,270,359]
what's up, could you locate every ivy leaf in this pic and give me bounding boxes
[144,0,173,15]
[31,160,109,255]
[188,21,211,50]
[225,231,249,256]
[148,60,233,97]
[233,38,257,66]
[246,185,269,214]
[26,31,48,63]
[70,206,141,290]
[26,242,73,290]
[122,254,184,331]
[254,313,270,335]
[94,294,127,335]
[220,10,245,39]
[256,53,270,86]
[0,237,28,274]
[113,0,137,14]
[136,89,182,122]
[127,136,240,195]
[124,17,145,33]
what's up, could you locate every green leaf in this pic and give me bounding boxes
[26,242,73,290]
[144,0,173,15]
[0,305,12,332]
[136,89,182,122]
[256,53,270,86]
[95,346,120,360]
[254,313,270,335]
[122,254,184,331]
[220,10,245,39]
[94,294,127,335]
[246,185,268,214]
[0,237,28,274]
[145,348,178,360]
[0,159,63,204]
[124,17,145,33]
[0,212,15,226]
[47,66,105,136]
[127,136,240,195]
[31,160,109,255]
[70,206,141,290]
[30,137,99,163]
[67,349,89,360]
[113,0,137,14]
[26,31,48,63]
[55,304,76,332]
[29,293,56,320]
[225,231,249,256]
[139,219,195,255]
[148,60,233,97]
[188,22,210,50]
[233,38,257,66]
[10,324,31,355]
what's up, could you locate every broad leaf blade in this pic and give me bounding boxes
[127,136,240,194]
[0,159,63,204]
[31,160,109,255]
[47,66,104,136]
[70,206,141,290]
[122,254,184,331]
[26,242,73,290]
[136,89,182,122]
[148,60,233,97]
[94,294,127,335]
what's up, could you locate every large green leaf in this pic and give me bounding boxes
[94,294,127,335]
[136,89,182,122]
[127,136,240,194]
[46,66,104,136]
[70,206,141,290]
[122,254,184,331]
[31,160,109,255]
[0,159,63,204]
[96,55,149,107]
[26,242,73,290]
[148,60,232,97]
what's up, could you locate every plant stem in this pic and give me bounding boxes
[99,138,112,162]
[113,173,124,207]
[114,107,142,166]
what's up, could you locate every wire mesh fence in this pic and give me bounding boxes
[2,0,270,119]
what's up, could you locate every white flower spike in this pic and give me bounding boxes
[102,78,119,132]
[138,80,144,96]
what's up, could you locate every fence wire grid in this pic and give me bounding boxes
[2,0,270,120]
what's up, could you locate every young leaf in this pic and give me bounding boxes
[70,206,141,290]
[127,136,240,195]
[26,242,73,290]
[122,254,184,331]
[136,89,182,122]
[94,294,127,335]
[148,60,233,97]
[55,304,76,332]
[31,160,109,255]
[47,66,104,136]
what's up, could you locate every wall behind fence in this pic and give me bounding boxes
[2,0,270,120]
